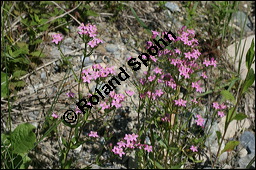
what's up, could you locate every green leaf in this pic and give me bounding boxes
[61,137,68,148]
[34,14,40,23]
[11,123,36,154]
[11,80,26,88]
[153,160,164,169]
[1,133,11,146]
[1,72,8,98]
[170,164,182,169]
[130,7,151,35]
[86,10,99,17]
[11,58,30,64]
[232,113,247,121]
[246,39,255,70]
[220,141,239,155]
[242,68,255,94]
[216,131,222,144]
[227,107,236,123]
[30,39,43,45]
[30,50,44,57]
[13,70,27,79]
[220,90,235,103]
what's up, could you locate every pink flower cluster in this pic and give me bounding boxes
[212,102,227,117]
[88,131,99,138]
[191,80,203,93]
[51,33,63,44]
[140,89,164,100]
[82,64,116,83]
[51,112,59,119]
[112,133,152,158]
[78,23,103,48]
[195,114,205,127]
[78,23,97,37]
[109,91,126,109]
[174,98,187,107]
[203,58,217,67]
[66,91,75,98]
[190,145,198,152]
[161,114,171,122]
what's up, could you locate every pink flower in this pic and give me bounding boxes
[126,141,135,149]
[52,33,63,44]
[192,81,203,93]
[75,106,82,114]
[174,99,187,107]
[192,49,201,59]
[218,111,225,117]
[190,145,198,152]
[174,48,181,55]
[82,75,92,83]
[184,51,193,59]
[140,78,146,85]
[144,145,153,152]
[219,103,227,110]
[179,65,190,79]
[112,146,125,157]
[111,99,122,108]
[201,72,208,79]
[124,133,138,143]
[100,102,110,110]
[154,89,164,97]
[153,67,162,74]
[146,41,153,49]
[148,75,156,82]
[191,98,198,104]
[166,80,176,89]
[125,90,135,96]
[88,38,103,48]
[195,114,204,127]
[203,59,211,67]
[212,102,220,110]
[210,58,217,67]
[66,91,75,98]
[88,131,99,138]
[150,55,158,62]
[161,114,170,122]
[78,23,97,37]
[151,30,159,39]
[117,141,126,148]
[52,112,59,119]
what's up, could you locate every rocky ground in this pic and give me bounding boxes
[1,1,255,169]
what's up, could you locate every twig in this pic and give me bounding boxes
[39,2,82,27]
[51,1,81,25]
[99,12,152,22]
[19,48,80,80]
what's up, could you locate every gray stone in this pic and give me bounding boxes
[165,2,181,12]
[50,46,61,59]
[29,111,40,120]
[232,11,253,32]
[240,131,255,154]
[238,153,255,168]
[205,121,219,147]
[63,37,73,45]
[80,55,94,67]
[106,44,119,53]
[114,115,121,120]
[227,35,255,85]
[41,71,46,82]
[113,51,121,59]
[60,45,73,55]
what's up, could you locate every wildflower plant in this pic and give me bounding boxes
[48,23,254,169]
